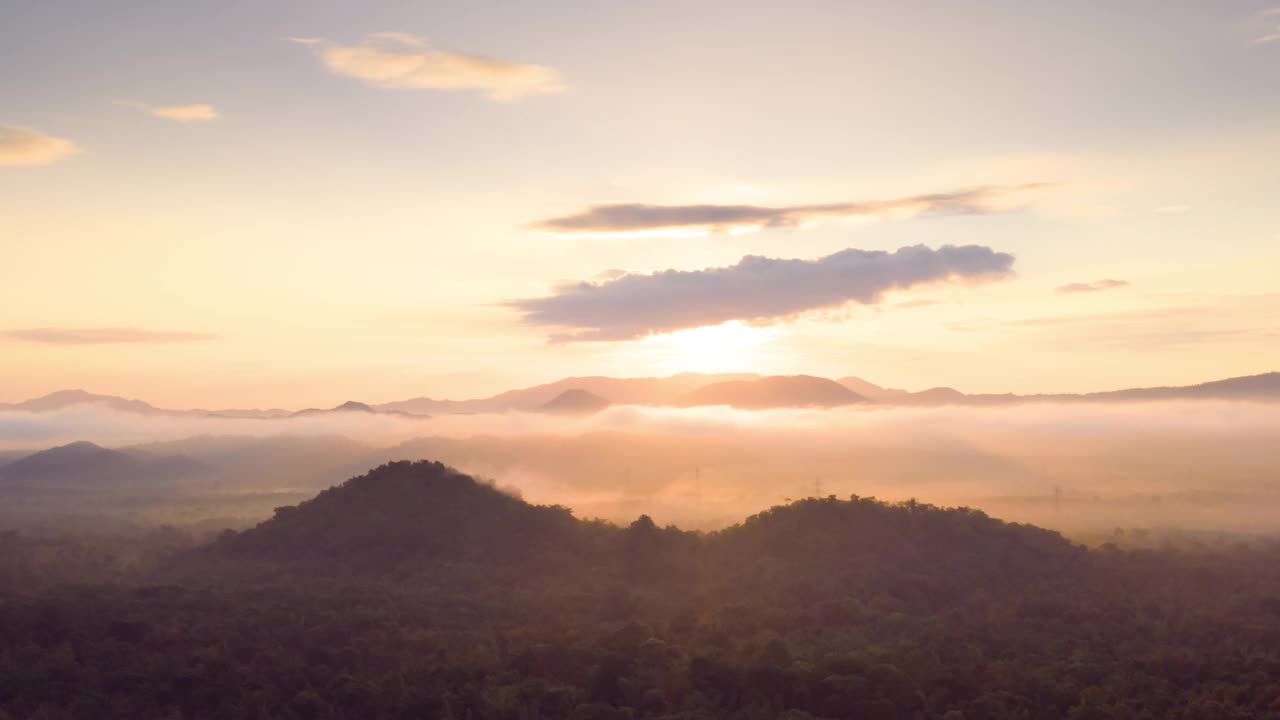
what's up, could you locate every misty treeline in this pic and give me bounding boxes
[3,462,1280,719]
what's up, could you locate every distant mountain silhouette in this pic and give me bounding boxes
[291,400,425,418]
[904,386,970,404]
[0,389,167,415]
[537,388,612,415]
[1072,372,1280,402]
[837,376,910,400]
[0,441,205,490]
[897,372,1280,406]
[376,373,760,414]
[292,400,373,417]
[673,375,866,409]
[6,372,1278,419]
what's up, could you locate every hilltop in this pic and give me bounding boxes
[0,441,205,491]
[674,375,866,409]
[207,461,601,579]
[537,388,613,415]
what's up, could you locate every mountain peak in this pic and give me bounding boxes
[538,388,612,415]
[334,400,375,412]
[675,374,866,409]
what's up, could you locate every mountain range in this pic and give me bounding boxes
[0,441,206,491]
[2,371,1277,418]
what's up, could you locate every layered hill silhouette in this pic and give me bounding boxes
[377,372,761,414]
[289,400,426,418]
[0,389,170,415]
[537,388,612,415]
[837,376,910,401]
[5,371,1278,419]
[0,441,206,491]
[674,375,865,409]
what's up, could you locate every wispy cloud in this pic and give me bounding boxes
[0,126,78,166]
[1056,279,1130,294]
[509,244,1015,342]
[2,327,218,345]
[1249,8,1280,44]
[114,100,220,122]
[529,184,1051,237]
[294,33,564,102]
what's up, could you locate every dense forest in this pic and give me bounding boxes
[3,461,1280,719]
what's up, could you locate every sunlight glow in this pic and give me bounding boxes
[638,321,779,374]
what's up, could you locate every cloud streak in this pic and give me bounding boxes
[0,126,77,166]
[529,184,1051,237]
[1056,279,1130,294]
[115,100,219,122]
[2,328,218,345]
[1249,8,1280,44]
[509,244,1015,342]
[295,33,564,101]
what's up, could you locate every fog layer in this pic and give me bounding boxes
[1,400,1277,535]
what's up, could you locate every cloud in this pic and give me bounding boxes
[0,126,78,166]
[509,244,1015,342]
[1056,279,1130,294]
[529,183,1051,237]
[2,327,218,345]
[114,100,219,122]
[295,33,564,101]
[1249,8,1280,44]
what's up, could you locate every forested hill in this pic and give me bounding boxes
[207,461,604,579]
[705,495,1082,606]
[198,460,1081,595]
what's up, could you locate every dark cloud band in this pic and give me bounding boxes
[530,184,1051,235]
[509,244,1015,342]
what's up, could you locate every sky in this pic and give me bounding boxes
[2,0,1278,409]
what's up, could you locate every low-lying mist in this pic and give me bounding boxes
[2,400,1278,537]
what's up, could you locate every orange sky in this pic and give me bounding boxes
[2,1,1278,408]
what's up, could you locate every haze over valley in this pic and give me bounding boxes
[2,371,1278,538]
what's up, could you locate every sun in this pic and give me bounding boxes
[635,321,779,374]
